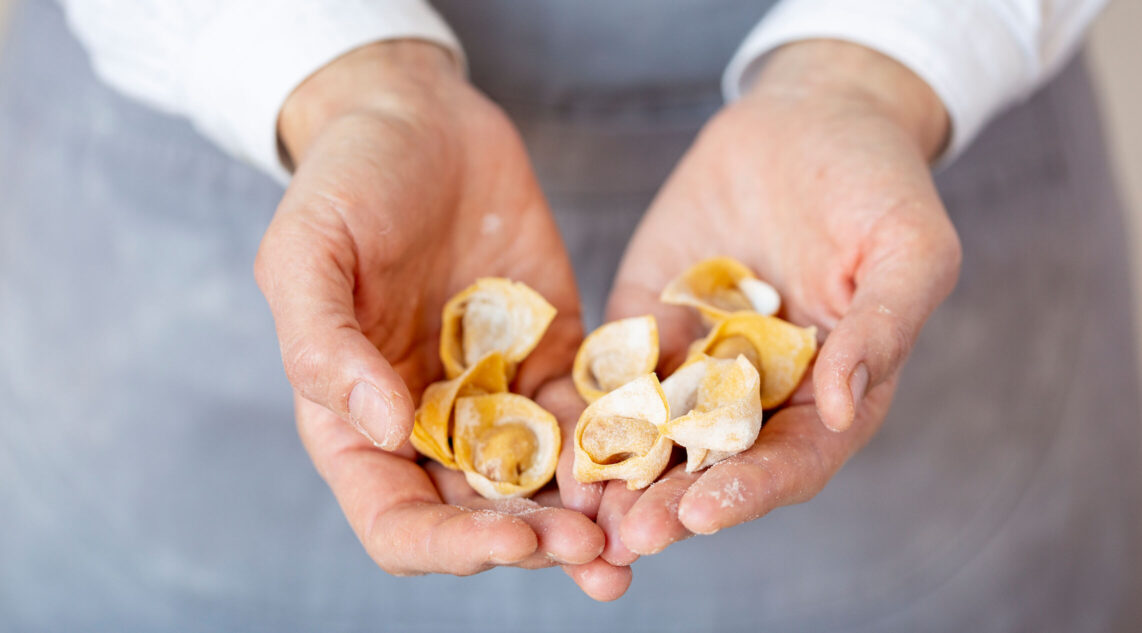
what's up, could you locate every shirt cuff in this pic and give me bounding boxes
[722,1,1040,165]
[183,0,464,184]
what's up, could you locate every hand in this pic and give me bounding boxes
[255,41,623,594]
[582,40,962,564]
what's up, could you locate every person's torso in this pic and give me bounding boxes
[433,0,773,112]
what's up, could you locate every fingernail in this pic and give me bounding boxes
[849,363,870,413]
[348,381,396,449]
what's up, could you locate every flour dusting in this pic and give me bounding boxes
[481,213,503,236]
[494,498,544,516]
[471,510,502,525]
[719,478,746,509]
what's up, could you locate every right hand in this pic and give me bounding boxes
[580,40,960,565]
[255,40,627,598]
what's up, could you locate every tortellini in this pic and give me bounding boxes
[687,313,817,409]
[573,374,673,490]
[453,393,560,500]
[660,256,781,322]
[572,315,659,404]
[661,355,763,473]
[440,278,556,379]
[412,279,560,500]
[572,256,818,488]
[411,259,818,497]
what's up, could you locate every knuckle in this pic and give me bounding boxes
[857,305,915,373]
[282,338,332,399]
[876,198,952,254]
[863,314,915,381]
[938,226,964,286]
[884,316,914,362]
[362,513,418,577]
[890,219,936,257]
[252,237,278,295]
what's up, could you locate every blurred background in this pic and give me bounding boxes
[1089,0,1142,382]
[0,0,1139,369]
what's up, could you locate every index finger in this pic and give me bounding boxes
[296,395,538,576]
[425,462,605,568]
[675,377,895,535]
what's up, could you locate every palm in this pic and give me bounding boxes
[593,93,959,560]
[291,93,581,399]
[612,97,938,350]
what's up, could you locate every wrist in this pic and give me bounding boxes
[278,39,462,166]
[747,40,949,161]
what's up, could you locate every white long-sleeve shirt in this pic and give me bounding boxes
[62,0,1106,182]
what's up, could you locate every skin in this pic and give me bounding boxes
[571,40,962,573]
[257,41,629,598]
[258,37,962,602]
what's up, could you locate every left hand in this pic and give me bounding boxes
[573,40,962,565]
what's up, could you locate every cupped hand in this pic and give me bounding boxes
[254,41,626,595]
[579,40,962,564]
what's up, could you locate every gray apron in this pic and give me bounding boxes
[1,1,1139,631]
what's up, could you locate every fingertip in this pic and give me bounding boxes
[601,534,640,566]
[676,468,750,535]
[561,481,604,520]
[676,493,722,536]
[563,559,633,602]
[535,509,607,565]
[555,436,604,520]
[597,482,641,565]
[679,458,776,535]
[812,361,855,433]
[600,512,640,566]
[380,385,416,449]
[815,361,868,433]
[618,515,665,556]
[618,504,690,556]
[579,514,608,560]
[573,527,607,566]
[615,475,696,556]
[848,362,869,415]
[465,512,538,565]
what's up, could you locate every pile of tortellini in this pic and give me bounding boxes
[571,257,818,490]
[410,257,817,500]
[410,278,562,500]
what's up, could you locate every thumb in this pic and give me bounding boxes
[814,219,961,432]
[255,217,414,450]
